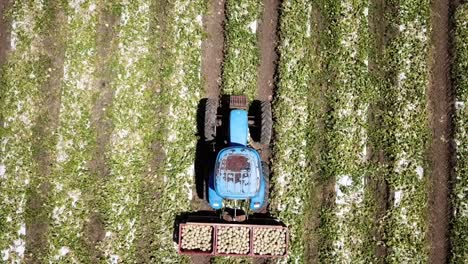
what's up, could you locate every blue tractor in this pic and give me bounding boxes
[203,96,272,218]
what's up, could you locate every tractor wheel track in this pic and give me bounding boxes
[367,0,399,261]
[252,0,280,263]
[193,1,226,263]
[427,0,459,262]
[196,1,279,263]
[0,0,12,129]
[86,3,121,261]
[24,2,66,262]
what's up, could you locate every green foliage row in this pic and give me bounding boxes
[384,1,431,262]
[270,1,314,263]
[451,4,468,263]
[222,0,262,101]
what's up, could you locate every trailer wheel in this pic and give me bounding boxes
[204,98,218,142]
[260,101,272,145]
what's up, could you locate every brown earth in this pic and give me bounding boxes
[256,0,280,102]
[0,0,11,66]
[135,139,166,263]
[255,0,280,167]
[85,3,120,262]
[252,1,280,263]
[24,2,66,263]
[366,0,399,262]
[191,1,226,263]
[201,0,226,99]
[0,0,12,129]
[427,0,459,263]
[195,0,226,208]
[88,4,120,180]
[135,2,174,261]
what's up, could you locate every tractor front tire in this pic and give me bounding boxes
[204,98,218,142]
[260,101,272,145]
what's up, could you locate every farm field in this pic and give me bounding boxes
[0,0,467,263]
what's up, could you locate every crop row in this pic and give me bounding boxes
[320,0,373,262]
[452,4,468,263]
[222,0,261,101]
[384,1,430,262]
[150,0,205,262]
[269,0,313,263]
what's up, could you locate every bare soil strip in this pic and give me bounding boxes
[0,0,12,129]
[0,0,11,65]
[135,0,174,262]
[197,0,226,207]
[252,1,280,263]
[85,4,120,261]
[427,0,457,262]
[256,0,280,102]
[201,0,226,99]
[190,1,226,263]
[24,3,66,263]
[367,0,399,262]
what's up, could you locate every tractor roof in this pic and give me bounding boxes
[214,147,262,199]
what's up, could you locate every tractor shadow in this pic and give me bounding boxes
[195,98,210,201]
[194,98,218,201]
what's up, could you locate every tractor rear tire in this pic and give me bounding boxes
[260,101,272,145]
[204,98,218,142]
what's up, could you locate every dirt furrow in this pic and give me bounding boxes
[202,0,226,100]
[85,3,120,261]
[0,0,11,66]
[251,1,280,263]
[367,0,399,262]
[427,0,458,262]
[256,0,280,102]
[24,3,66,263]
[135,0,173,262]
[191,1,226,263]
[0,0,12,129]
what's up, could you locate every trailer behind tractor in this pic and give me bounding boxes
[175,95,289,258]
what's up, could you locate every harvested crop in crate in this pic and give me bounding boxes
[181,225,213,251]
[253,228,287,255]
[217,226,250,254]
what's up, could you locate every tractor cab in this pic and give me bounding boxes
[206,96,269,212]
[213,147,262,199]
[174,95,289,258]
